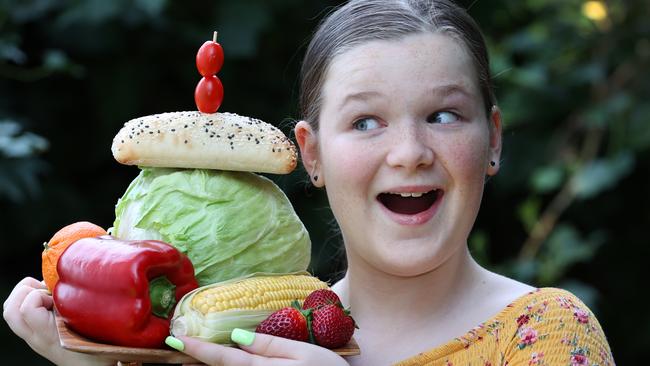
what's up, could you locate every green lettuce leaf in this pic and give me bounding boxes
[112,168,311,286]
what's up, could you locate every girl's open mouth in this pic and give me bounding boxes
[377,190,442,215]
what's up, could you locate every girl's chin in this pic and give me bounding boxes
[378,264,440,278]
[367,251,447,278]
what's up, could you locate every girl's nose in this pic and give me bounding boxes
[385,123,434,171]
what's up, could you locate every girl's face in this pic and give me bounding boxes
[296,33,501,277]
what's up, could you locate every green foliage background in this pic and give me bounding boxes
[1,0,647,363]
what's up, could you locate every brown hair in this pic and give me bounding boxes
[299,0,496,131]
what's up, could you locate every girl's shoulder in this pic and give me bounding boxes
[501,287,602,330]
[505,287,587,313]
[491,287,616,366]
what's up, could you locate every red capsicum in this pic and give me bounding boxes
[53,236,199,348]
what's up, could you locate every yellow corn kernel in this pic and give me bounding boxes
[190,274,328,315]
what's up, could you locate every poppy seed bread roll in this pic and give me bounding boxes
[111,111,297,174]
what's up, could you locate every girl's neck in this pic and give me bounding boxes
[335,245,485,326]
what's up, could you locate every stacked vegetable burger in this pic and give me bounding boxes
[50,33,356,354]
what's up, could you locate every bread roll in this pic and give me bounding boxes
[111,111,297,174]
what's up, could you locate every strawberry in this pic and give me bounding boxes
[303,289,342,310]
[256,306,310,342]
[311,304,356,348]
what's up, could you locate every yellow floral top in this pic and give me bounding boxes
[394,288,615,366]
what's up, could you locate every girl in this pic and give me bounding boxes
[4,0,614,365]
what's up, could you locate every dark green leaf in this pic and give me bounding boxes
[571,152,634,199]
[531,164,565,193]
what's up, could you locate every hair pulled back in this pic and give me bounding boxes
[299,0,496,131]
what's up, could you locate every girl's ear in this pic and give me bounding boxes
[294,121,324,186]
[487,106,503,176]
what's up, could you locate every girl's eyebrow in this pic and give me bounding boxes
[432,84,476,100]
[337,90,384,110]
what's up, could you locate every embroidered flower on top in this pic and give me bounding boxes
[573,308,590,324]
[517,326,539,349]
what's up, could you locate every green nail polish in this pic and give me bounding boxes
[165,336,185,351]
[231,328,255,346]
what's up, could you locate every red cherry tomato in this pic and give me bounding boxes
[196,41,224,76]
[195,75,224,113]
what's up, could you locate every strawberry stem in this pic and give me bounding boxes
[306,310,316,344]
[293,299,316,344]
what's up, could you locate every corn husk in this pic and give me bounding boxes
[169,272,328,344]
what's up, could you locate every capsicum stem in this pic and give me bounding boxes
[149,276,177,318]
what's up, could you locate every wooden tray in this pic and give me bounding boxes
[56,313,360,364]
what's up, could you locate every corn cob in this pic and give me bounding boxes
[191,274,329,314]
[170,273,329,344]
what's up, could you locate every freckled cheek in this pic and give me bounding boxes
[443,136,489,187]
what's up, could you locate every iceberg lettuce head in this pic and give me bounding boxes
[112,168,311,286]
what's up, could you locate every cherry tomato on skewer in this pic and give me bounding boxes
[195,31,224,113]
[196,32,224,76]
[195,75,224,114]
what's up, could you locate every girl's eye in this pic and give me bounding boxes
[352,117,381,131]
[427,111,459,124]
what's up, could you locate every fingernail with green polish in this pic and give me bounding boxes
[231,328,255,346]
[165,336,185,352]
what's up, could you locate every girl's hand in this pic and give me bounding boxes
[169,329,350,366]
[3,277,114,366]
